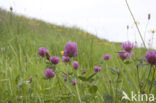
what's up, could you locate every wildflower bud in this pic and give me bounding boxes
[94,66,101,72]
[148,13,151,20]
[45,52,50,60]
[151,30,155,34]
[36,74,38,77]
[8,43,10,46]
[29,77,33,83]
[116,71,120,76]
[73,61,79,70]
[135,21,139,25]
[60,50,64,55]
[64,78,67,81]
[127,25,129,30]
[10,7,13,12]
[64,78,68,82]
[89,79,94,83]
[7,100,13,103]
[141,90,146,94]
[72,80,77,86]
[136,64,139,69]
[139,82,144,88]
[17,96,22,101]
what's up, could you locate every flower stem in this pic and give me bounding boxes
[147,67,155,103]
[148,67,155,93]
[76,71,81,103]
[143,65,152,90]
[115,72,120,103]
[125,0,147,49]
[136,65,141,91]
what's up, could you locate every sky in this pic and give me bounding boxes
[0,0,156,49]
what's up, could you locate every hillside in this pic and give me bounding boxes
[0,8,126,68]
[0,8,152,103]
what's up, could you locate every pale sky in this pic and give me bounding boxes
[0,0,156,49]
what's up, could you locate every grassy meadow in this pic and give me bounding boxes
[0,8,155,103]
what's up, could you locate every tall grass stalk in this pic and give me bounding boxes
[125,0,147,49]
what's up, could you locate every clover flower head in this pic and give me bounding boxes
[44,68,55,79]
[122,41,134,53]
[62,56,70,63]
[94,66,101,72]
[72,80,77,86]
[145,51,156,66]
[118,52,131,61]
[64,41,78,57]
[38,47,49,57]
[50,56,59,65]
[73,61,79,69]
[103,54,112,60]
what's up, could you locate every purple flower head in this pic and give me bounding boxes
[38,47,49,57]
[103,54,112,60]
[122,41,135,53]
[64,41,78,57]
[72,80,77,86]
[62,56,70,63]
[118,52,131,61]
[145,51,156,66]
[50,56,59,65]
[94,66,101,72]
[73,61,79,69]
[44,68,55,79]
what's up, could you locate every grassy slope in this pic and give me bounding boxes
[0,8,152,103]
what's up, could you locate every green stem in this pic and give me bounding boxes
[143,66,152,90]
[125,0,147,49]
[56,72,63,94]
[97,91,104,102]
[148,67,155,93]
[115,73,119,103]
[136,66,141,91]
[147,67,155,103]
[76,80,81,103]
[76,71,81,103]
[109,80,113,96]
